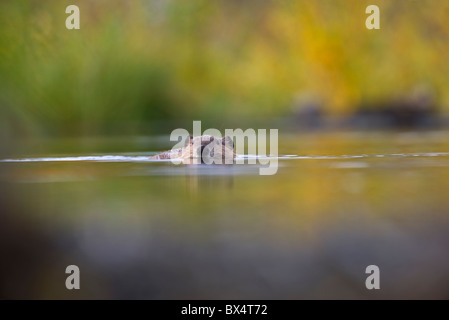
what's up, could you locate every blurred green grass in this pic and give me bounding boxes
[1,0,449,137]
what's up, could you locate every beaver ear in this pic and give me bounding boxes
[185,135,193,146]
[222,136,234,149]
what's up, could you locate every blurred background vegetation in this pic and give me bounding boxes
[2,1,449,299]
[1,0,449,138]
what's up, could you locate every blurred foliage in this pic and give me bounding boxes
[1,0,449,136]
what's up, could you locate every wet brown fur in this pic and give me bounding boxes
[151,135,236,164]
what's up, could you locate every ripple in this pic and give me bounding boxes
[1,152,449,163]
[0,155,154,163]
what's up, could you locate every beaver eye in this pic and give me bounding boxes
[222,136,234,149]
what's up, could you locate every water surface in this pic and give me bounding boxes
[1,131,449,299]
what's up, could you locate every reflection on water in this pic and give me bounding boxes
[1,131,449,299]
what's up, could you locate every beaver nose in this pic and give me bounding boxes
[200,145,206,164]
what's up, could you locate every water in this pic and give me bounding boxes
[1,131,449,299]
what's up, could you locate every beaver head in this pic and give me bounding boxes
[182,135,235,164]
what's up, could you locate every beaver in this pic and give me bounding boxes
[151,135,236,164]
